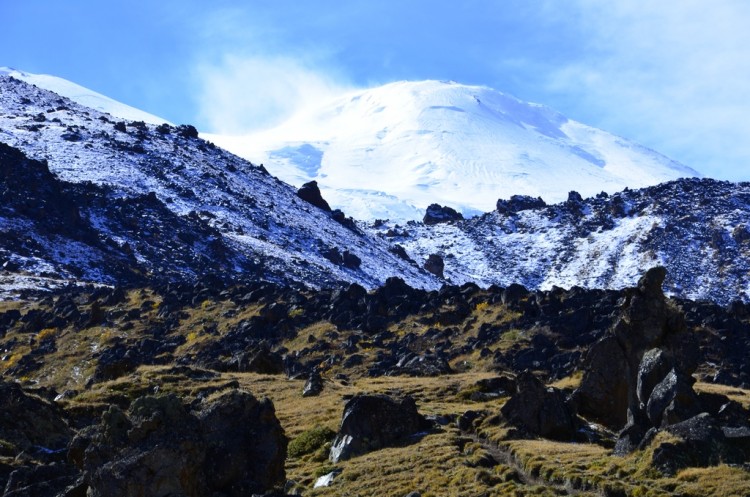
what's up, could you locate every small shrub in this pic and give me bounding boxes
[288,425,336,458]
[474,301,490,313]
[37,328,56,341]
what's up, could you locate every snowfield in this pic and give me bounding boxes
[206,80,700,221]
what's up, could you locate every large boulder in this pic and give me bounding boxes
[650,413,736,475]
[500,372,577,441]
[72,390,286,497]
[296,181,331,212]
[197,389,286,496]
[423,204,463,225]
[645,369,700,427]
[423,254,444,278]
[329,394,428,462]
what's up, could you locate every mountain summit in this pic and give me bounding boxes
[208,80,700,221]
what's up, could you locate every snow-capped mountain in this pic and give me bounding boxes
[0,74,439,296]
[0,67,169,125]
[1,71,748,304]
[207,80,700,221]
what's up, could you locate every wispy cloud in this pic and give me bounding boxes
[541,0,750,179]
[185,5,354,134]
[193,54,352,134]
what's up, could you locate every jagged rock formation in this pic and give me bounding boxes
[572,267,750,472]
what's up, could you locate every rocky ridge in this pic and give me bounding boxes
[0,75,439,296]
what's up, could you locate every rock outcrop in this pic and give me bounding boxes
[329,394,429,462]
[423,204,463,225]
[297,181,331,212]
[500,372,578,441]
[71,390,286,497]
[573,267,750,471]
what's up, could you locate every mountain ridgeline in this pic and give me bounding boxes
[0,73,748,304]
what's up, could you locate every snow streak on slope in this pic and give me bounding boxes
[0,67,169,125]
[207,80,700,221]
[0,75,439,293]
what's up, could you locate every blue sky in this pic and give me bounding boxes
[2,1,749,181]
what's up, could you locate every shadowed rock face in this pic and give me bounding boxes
[329,394,428,463]
[574,266,692,433]
[71,390,286,497]
[500,372,577,441]
[572,267,750,471]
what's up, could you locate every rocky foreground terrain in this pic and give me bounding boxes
[1,267,749,496]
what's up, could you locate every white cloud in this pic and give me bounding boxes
[543,0,750,180]
[193,54,352,134]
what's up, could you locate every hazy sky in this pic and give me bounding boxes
[2,1,749,180]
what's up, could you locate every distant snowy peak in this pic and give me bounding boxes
[207,80,700,221]
[0,67,169,125]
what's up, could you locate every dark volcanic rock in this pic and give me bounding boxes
[77,395,207,497]
[197,389,286,496]
[296,181,331,212]
[651,413,739,475]
[574,336,629,428]
[302,371,324,397]
[423,203,463,225]
[496,194,546,215]
[572,266,750,466]
[574,267,692,433]
[0,381,72,457]
[500,372,577,441]
[73,390,286,497]
[423,254,444,278]
[329,394,428,462]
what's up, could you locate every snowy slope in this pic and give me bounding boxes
[207,80,700,221]
[368,179,750,304]
[0,67,169,125]
[0,75,439,294]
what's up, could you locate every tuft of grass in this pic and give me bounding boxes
[474,301,490,313]
[288,425,336,459]
[37,327,57,341]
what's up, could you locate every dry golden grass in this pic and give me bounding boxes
[695,381,750,409]
[3,289,750,496]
